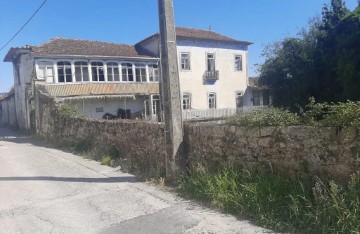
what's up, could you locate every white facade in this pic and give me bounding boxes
[138,37,250,110]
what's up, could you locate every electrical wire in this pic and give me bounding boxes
[0,0,48,52]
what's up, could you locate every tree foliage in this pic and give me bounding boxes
[259,0,360,109]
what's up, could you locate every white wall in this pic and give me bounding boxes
[177,39,248,109]
[142,38,249,109]
[69,97,145,119]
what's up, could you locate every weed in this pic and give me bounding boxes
[179,167,360,233]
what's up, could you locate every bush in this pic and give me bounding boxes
[101,155,112,166]
[180,167,360,233]
[301,98,360,127]
[58,103,81,118]
[228,108,301,127]
[226,99,360,128]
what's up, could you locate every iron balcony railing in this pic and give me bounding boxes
[204,70,219,80]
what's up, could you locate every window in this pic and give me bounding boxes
[122,63,134,81]
[182,93,191,110]
[252,90,261,106]
[135,64,147,82]
[38,61,54,83]
[235,92,244,108]
[148,64,159,82]
[180,53,190,70]
[144,100,150,116]
[57,61,72,83]
[235,55,242,71]
[152,95,160,115]
[75,61,89,82]
[263,90,270,106]
[208,93,216,109]
[95,107,104,113]
[107,62,120,82]
[91,62,105,82]
[206,53,215,71]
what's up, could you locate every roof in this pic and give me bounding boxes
[137,27,252,46]
[3,46,33,62]
[32,38,153,58]
[41,83,159,98]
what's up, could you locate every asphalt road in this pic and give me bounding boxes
[0,128,274,234]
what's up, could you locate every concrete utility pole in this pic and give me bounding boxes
[158,0,184,182]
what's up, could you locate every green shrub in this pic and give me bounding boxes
[226,99,360,128]
[101,155,112,166]
[58,103,81,118]
[300,98,360,127]
[180,167,360,233]
[228,108,301,127]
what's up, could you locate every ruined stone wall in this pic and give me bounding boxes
[184,122,360,180]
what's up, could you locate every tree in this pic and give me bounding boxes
[259,0,360,109]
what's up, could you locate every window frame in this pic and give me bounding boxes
[206,53,216,71]
[106,62,120,82]
[90,61,105,82]
[135,63,147,82]
[235,91,244,108]
[208,92,217,109]
[234,55,243,71]
[252,90,262,106]
[182,93,192,110]
[121,63,134,82]
[57,61,73,83]
[37,61,54,83]
[74,61,90,82]
[180,52,191,71]
[148,64,159,82]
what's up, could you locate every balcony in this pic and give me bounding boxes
[204,70,219,80]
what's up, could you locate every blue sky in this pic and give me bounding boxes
[0,0,358,92]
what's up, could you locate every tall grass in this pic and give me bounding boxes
[179,167,360,233]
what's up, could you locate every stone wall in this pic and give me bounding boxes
[35,90,360,181]
[184,122,360,180]
[35,90,166,177]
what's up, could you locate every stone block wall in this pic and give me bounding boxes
[35,90,360,181]
[184,122,360,180]
[35,90,166,177]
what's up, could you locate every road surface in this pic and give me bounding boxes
[0,128,274,234]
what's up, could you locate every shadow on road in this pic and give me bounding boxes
[0,176,138,183]
[0,127,38,145]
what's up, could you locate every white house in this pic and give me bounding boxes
[3,27,270,130]
[136,27,252,111]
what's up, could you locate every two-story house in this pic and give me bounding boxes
[136,27,252,111]
[3,27,255,131]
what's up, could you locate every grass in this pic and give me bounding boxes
[179,167,360,233]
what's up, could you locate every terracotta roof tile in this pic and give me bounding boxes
[176,27,252,44]
[136,27,252,46]
[33,38,153,58]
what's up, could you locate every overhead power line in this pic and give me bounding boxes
[0,0,48,52]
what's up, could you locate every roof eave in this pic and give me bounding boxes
[3,47,32,62]
[177,36,253,45]
[33,54,158,60]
